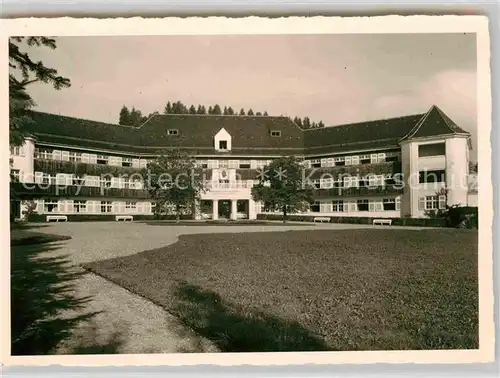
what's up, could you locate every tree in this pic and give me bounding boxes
[189,105,197,114]
[144,149,206,222]
[303,117,311,129]
[247,108,255,116]
[164,101,173,114]
[251,156,314,223]
[227,106,235,115]
[263,111,269,116]
[256,112,262,116]
[9,37,71,146]
[197,105,206,114]
[128,107,143,127]
[294,117,303,128]
[212,104,222,115]
[208,106,214,114]
[119,105,131,125]
[318,121,325,128]
[239,108,246,115]
[223,106,229,115]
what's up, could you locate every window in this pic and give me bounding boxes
[125,202,136,211]
[74,200,87,213]
[332,200,344,212]
[197,160,208,169]
[72,175,85,186]
[239,160,251,169]
[311,179,321,189]
[383,198,396,211]
[100,177,112,188]
[124,179,133,189]
[167,129,178,135]
[310,159,321,168]
[351,156,360,165]
[418,143,446,157]
[370,154,378,164]
[385,174,396,186]
[357,199,369,211]
[44,200,59,213]
[219,160,229,168]
[122,157,132,167]
[41,173,54,185]
[320,178,333,189]
[419,170,445,184]
[359,155,371,164]
[270,130,281,137]
[309,201,320,212]
[10,169,20,182]
[100,201,112,213]
[334,157,345,166]
[419,195,446,210]
[386,152,400,162]
[10,146,22,156]
[96,155,109,165]
[344,176,359,188]
[69,151,82,162]
[345,156,352,166]
[377,153,386,162]
[35,148,53,160]
[218,140,228,150]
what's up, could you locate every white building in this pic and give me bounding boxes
[9,105,476,221]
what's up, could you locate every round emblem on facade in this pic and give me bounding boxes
[221,169,228,178]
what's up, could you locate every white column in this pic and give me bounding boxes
[230,199,238,220]
[212,200,218,220]
[248,199,257,220]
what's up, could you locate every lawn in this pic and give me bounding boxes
[83,228,478,352]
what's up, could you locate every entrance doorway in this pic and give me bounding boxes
[218,200,231,219]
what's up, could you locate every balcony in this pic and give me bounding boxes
[314,185,402,198]
[10,182,150,199]
[34,158,143,176]
[205,180,251,190]
[306,161,402,179]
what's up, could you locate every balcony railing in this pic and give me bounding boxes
[314,185,403,198]
[305,161,402,179]
[205,180,251,189]
[10,182,150,199]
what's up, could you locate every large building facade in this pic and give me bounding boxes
[9,105,477,221]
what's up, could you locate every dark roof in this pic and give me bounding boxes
[304,114,424,155]
[27,111,303,155]
[400,105,470,141]
[25,105,470,156]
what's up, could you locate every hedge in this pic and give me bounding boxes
[256,213,449,228]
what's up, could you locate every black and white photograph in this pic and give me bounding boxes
[1,16,494,366]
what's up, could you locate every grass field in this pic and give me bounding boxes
[83,228,478,352]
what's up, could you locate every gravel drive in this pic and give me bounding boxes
[26,221,426,354]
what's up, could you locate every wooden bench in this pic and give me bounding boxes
[373,219,392,226]
[313,216,331,223]
[115,215,133,222]
[46,215,68,222]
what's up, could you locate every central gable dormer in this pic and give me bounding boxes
[214,127,232,152]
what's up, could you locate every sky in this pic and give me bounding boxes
[19,33,477,159]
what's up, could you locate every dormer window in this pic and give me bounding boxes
[167,129,178,136]
[219,140,228,150]
[270,130,281,137]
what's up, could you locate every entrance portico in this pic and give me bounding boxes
[197,198,255,220]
